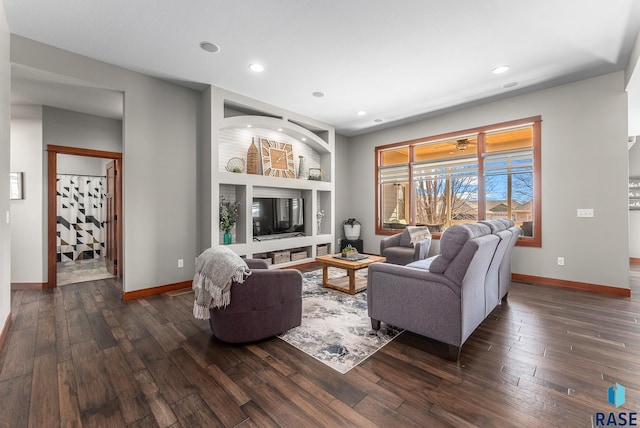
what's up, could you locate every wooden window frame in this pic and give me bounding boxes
[375,116,542,247]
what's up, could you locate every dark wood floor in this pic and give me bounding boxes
[1,264,639,427]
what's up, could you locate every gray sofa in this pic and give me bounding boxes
[480,219,521,303]
[208,259,302,343]
[379,226,432,265]
[368,222,516,359]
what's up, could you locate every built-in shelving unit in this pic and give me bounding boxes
[210,88,336,267]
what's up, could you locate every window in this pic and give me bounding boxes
[376,117,541,246]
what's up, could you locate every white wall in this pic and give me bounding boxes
[0,5,11,332]
[345,72,630,290]
[43,106,122,153]
[197,88,211,253]
[11,35,200,293]
[10,105,45,283]
[629,139,640,257]
[334,133,351,249]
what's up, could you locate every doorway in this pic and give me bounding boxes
[47,145,122,289]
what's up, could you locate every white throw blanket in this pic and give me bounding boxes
[408,227,431,245]
[192,246,251,320]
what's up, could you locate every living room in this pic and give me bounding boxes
[1,2,640,426]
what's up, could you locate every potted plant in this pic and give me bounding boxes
[220,197,240,244]
[343,218,361,240]
[341,244,358,258]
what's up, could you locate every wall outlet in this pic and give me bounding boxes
[178,259,184,268]
[557,257,565,266]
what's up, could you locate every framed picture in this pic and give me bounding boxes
[308,168,322,181]
[629,177,640,210]
[260,138,296,178]
[9,172,23,200]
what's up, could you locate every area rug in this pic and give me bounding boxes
[278,268,403,374]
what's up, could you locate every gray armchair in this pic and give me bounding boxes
[208,259,302,343]
[379,226,432,265]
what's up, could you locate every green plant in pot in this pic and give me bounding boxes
[220,197,240,245]
[342,244,357,258]
[342,218,361,240]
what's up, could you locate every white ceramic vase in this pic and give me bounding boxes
[344,224,361,240]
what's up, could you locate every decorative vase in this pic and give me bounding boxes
[297,155,307,179]
[247,138,259,175]
[344,224,361,240]
[223,230,232,245]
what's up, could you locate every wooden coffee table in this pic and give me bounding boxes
[315,253,386,295]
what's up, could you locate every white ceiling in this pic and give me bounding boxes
[4,0,640,136]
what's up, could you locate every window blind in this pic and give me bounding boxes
[412,157,478,181]
[379,165,409,184]
[483,149,533,176]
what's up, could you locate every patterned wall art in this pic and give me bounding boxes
[56,175,106,262]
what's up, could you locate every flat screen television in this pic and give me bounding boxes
[252,197,305,238]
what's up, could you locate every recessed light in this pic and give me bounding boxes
[357,111,366,116]
[493,65,509,74]
[312,91,325,98]
[246,124,252,128]
[502,81,518,88]
[199,41,220,53]
[374,119,384,123]
[277,128,283,132]
[301,137,307,141]
[249,63,264,73]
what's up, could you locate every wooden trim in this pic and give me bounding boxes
[512,273,631,297]
[630,258,640,264]
[0,312,12,355]
[529,119,542,247]
[374,116,543,247]
[47,149,57,289]
[47,145,122,159]
[123,281,192,301]
[11,283,46,290]
[375,115,542,151]
[47,145,123,288]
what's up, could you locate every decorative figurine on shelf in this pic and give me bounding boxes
[316,209,325,233]
[225,157,245,173]
[219,197,240,245]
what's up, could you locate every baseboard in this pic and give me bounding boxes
[512,273,631,297]
[11,282,46,290]
[123,280,192,301]
[630,258,640,264]
[0,312,12,355]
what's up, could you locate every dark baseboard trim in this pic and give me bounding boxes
[0,312,12,355]
[123,280,192,301]
[512,273,631,297]
[630,258,640,264]
[11,282,46,290]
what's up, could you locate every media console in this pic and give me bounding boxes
[253,232,305,241]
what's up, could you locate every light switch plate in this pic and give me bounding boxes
[577,208,594,218]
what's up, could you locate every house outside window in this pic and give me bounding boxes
[376,117,541,246]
